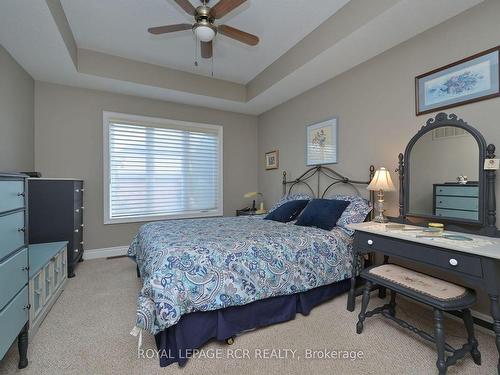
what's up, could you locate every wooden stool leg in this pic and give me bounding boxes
[434,309,447,375]
[462,309,481,365]
[389,290,397,317]
[356,281,372,334]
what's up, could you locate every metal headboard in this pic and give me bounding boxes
[282,165,376,204]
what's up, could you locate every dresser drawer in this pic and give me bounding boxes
[355,232,483,278]
[435,195,479,211]
[0,248,28,310]
[0,180,25,213]
[0,286,28,359]
[435,185,478,197]
[435,208,479,221]
[0,211,25,261]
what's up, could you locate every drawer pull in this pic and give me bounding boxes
[81,224,84,228]
[81,206,85,210]
[74,249,79,253]
[21,266,29,271]
[75,189,80,193]
[75,209,80,213]
[17,192,25,197]
[449,258,459,267]
[81,188,85,192]
[23,304,31,311]
[18,227,25,233]
[80,241,84,245]
[367,239,374,246]
[74,229,79,233]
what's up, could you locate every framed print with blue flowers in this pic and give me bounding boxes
[306,118,338,166]
[416,46,500,115]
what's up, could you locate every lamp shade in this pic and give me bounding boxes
[367,167,395,192]
[244,191,262,198]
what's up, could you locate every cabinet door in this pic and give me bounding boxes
[62,247,68,280]
[29,270,45,323]
[53,254,60,289]
[44,263,53,302]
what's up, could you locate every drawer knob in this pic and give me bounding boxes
[74,229,79,233]
[75,209,80,213]
[81,206,85,210]
[81,188,85,192]
[80,241,84,245]
[23,304,31,311]
[17,192,25,197]
[21,266,29,271]
[74,249,79,253]
[18,227,25,233]
[367,239,374,246]
[75,189,80,193]
[449,258,459,267]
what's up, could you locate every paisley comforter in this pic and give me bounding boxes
[128,216,354,335]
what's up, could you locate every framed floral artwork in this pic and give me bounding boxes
[416,46,500,115]
[265,150,279,170]
[306,118,338,166]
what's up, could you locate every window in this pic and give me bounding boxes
[103,112,223,224]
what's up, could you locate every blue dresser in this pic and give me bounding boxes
[433,183,479,221]
[0,173,29,368]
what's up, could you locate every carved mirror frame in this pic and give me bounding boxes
[398,112,497,236]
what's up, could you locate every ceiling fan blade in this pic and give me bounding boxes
[173,0,196,15]
[218,25,259,46]
[201,41,213,58]
[148,24,192,34]
[210,0,246,19]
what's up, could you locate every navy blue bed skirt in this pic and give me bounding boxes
[154,279,350,367]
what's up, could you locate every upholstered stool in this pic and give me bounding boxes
[356,264,481,375]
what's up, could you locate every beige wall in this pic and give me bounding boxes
[257,0,500,314]
[0,44,34,171]
[34,82,258,249]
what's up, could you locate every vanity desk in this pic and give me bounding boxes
[347,113,500,373]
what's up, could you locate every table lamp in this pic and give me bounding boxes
[244,192,266,214]
[366,167,395,223]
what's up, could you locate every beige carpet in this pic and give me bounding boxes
[0,257,496,375]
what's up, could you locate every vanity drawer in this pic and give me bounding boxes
[0,211,26,261]
[0,180,25,213]
[435,185,478,197]
[435,208,479,221]
[0,286,28,359]
[355,232,483,278]
[435,196,479,211]
[0,248,28,310]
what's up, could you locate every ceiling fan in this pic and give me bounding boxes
[148,0,259,59]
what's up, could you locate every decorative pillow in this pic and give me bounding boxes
[268,193,312,214]
[264,200,309,223]
[295,199,350,231]
[328,194,372,235]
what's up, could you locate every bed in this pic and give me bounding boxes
[128,165,374,367]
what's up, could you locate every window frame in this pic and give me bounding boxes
[103,111,223,225]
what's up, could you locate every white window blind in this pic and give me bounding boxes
[104,112,222,224]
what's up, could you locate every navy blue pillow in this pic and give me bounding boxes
[295,199,350,230]
[264,200,309,223]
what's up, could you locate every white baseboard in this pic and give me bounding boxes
[83,245,129,260]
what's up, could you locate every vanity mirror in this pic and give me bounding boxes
[398,112,497,236]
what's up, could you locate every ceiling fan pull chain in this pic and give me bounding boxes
[194,35,199,67]
[211,54,214,77]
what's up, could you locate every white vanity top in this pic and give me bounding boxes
[347,222,500,260]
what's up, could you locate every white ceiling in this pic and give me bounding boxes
[0,0,485,115]
[61,0,349,84]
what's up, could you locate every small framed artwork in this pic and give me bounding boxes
[416,46,500,115]
[265,150,279,170]
[306,117,338,166]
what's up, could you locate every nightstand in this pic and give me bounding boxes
[236,209,266,216]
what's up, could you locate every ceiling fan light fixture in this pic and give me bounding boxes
[193,22,216,42]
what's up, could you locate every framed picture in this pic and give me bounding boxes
[416,46,500,115]
[265,150,279,170]
[306,118,338,166]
